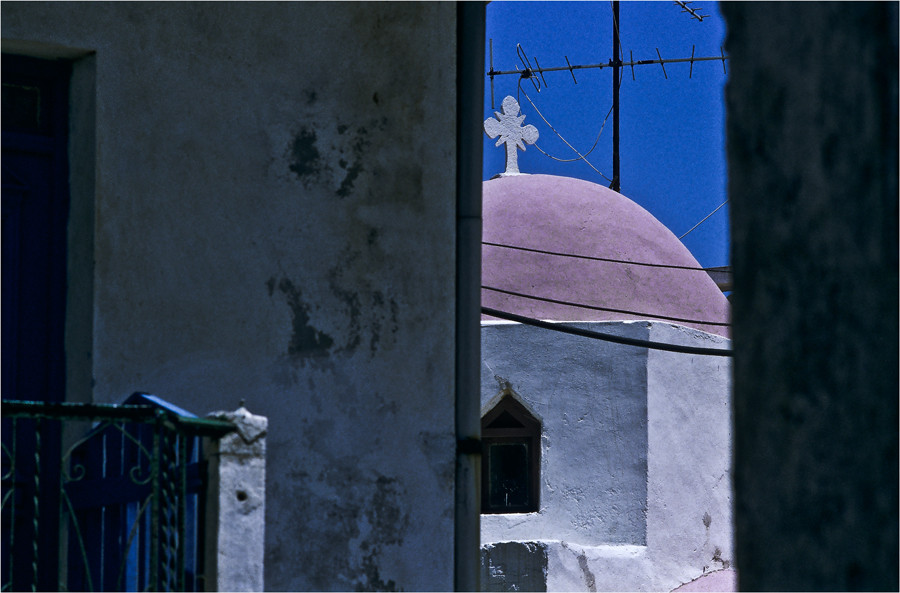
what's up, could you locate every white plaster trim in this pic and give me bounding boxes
[480,384,543,421]
[485,539,648,557]
[482,318,733,342]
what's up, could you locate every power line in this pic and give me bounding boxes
[610,1,625,63]
[679,199,729,239]
[483,241,715,272]
[482,285,730,327]
[482,306,733,357]
[528,101,614,164]
[516,82,613,182]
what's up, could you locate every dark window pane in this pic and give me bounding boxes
[2,84,42,133]
[488,442,530,509]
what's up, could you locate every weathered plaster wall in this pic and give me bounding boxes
[481,321,650,547]
[2,3,458,590]
[545,323,732,593]
[481,320,732,592]
[723,3,898,590]
[643,322,732,589]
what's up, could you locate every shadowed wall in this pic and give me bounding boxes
[724,3,898,590]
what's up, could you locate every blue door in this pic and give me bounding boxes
[2,53,71,591]
[2,53,70,404]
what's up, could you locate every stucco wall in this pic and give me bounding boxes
[480,320,732,592]
[644,322,733,589]
[481,321,650,547]
[2,3,458,590]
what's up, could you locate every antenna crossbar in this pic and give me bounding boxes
[484,3,727,192]
[487,52,727,79]
[674,1,707,22]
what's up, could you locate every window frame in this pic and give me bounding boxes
[481,394,541,514]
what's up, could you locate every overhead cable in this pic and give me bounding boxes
[482,285,731,327]
[610,1,626,63]
[482,306,733,357]
[483,241,714,271]
[517,82,613,182]
[530,103,613,164]
[679,199,729,239]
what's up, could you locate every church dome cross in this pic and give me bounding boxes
[484,96,539,176]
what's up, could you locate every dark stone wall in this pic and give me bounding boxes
[723,2,898,590]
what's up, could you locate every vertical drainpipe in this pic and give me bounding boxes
[455,2,485,591]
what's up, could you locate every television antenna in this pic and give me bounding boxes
[486,1,728,192]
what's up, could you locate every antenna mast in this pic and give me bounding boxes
[612,0,621,192]
[486,2,727,192]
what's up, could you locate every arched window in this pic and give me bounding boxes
[481,394,540,514]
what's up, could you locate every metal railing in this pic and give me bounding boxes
[1,394,236,592]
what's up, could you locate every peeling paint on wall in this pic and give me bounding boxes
[286,118,388,199]
[268,262,401,364]
[358,555,398,592]
[272,466,411,592]
[711,546,730,570]
[356,476,410,591]
[337,161,364,198]
[327,247,400,356]
[289,127,322,181]
[269,277,334,361]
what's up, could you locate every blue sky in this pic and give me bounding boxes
[483,1,729,269]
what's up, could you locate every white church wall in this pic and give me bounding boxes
[644,322,733,589]
[481,320,733,592]
[2,4,459,590]
[480,320,651,546]
[544,541,652,592]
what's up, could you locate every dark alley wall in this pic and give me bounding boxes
[724,2,898,590]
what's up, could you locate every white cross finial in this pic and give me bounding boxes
[484,96,539,176]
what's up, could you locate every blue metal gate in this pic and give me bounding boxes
[1,393,235,591]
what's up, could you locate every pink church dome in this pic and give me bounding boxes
[481,174,730,337]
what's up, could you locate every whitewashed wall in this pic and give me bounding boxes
[481,320,732,592]
[2,4,459,590]
[481,321,650,547]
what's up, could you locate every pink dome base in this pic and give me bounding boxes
[481,175,730,337]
